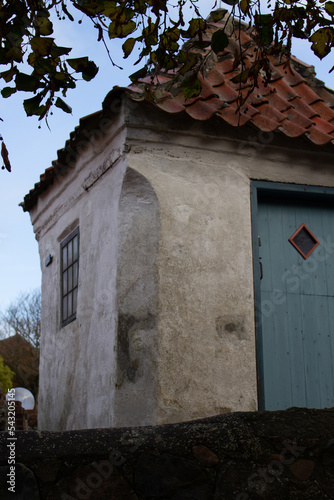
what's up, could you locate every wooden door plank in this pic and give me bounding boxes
[286,293,307,407]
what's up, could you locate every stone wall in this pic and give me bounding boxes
[1,408,334,499]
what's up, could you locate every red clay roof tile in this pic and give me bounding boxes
[236,29,254,46]
[311,101,334,122]
[237,102,259,118]
[274,62,306,86]
[288,97,318,119]
[185,98,223,121]
[154,98,185,114]
[239,88,268,106]
[216,106,253,127]
[312,86,334,107]
[255,79,277,98]
[282,107,315,129]
[292,82,323,105]
[278,120,307,138]
[172,90,199,106]
[266,92,292,113]
[305,126,334,145]
[206,68,226,87]
[197,74,221,99]
[213,82,239,103]
[251,113,280,132]
[311,116,334,134]
[273,78,298,101]
[254,102,287,123]
[140,74,171,84]
[270,67,285,82]
[215,58,236,75]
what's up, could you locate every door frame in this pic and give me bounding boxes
[250,180,334,411]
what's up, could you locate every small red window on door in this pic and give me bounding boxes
[289,223,319,259]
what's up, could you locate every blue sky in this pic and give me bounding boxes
[0,1,333,311]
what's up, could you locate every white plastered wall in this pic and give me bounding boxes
[123,103,334,424]
[30,110,129,430]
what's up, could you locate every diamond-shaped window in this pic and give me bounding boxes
[289,224,319,259]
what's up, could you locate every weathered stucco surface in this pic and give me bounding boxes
[30,97,334,430]
[114,167,160,426]
[31,110,129,430]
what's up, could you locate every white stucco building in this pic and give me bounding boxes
[22,21,334,430]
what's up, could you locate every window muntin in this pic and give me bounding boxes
[60,227,79,326]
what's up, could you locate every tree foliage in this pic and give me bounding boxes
[0,290,40,396]
[1,289,41,349]
[0,0,333,170]
[0,355,14,392]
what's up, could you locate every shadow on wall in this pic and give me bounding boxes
[115,167,161,426]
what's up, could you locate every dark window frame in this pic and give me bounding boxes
[60,227,79,327]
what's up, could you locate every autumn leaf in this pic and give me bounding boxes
[67,57,99,80]
[55,97,72,114]
[129,65,148,82]
[34,17,54,36]
[1,87,17,98]
[240,0,251,15]
[15,73,40,92]
[325,1,334,15]
[122,38,136,58]
[181,75,201,99]
[210,9,228,22]
[231,68,250,84]
[221,0,239,5]
[30,37,54,56]
[183,18,206,38]
[108,20,136,39]
[310,27,334,59]
[211,30,229,54]
[23,94,44,116]
[1,141,11,172]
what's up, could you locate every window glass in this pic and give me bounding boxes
[68,239,73,266]
[63,270,68,295]
[67,292,73,318]
[73,263,78,287]
[68,266,73,290]
[62,246,67,269]
[73,235,78,261]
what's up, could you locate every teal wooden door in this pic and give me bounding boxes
[257,190,334,410]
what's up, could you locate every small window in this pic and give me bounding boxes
[289,223,319,260]
[60,227,79,326]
